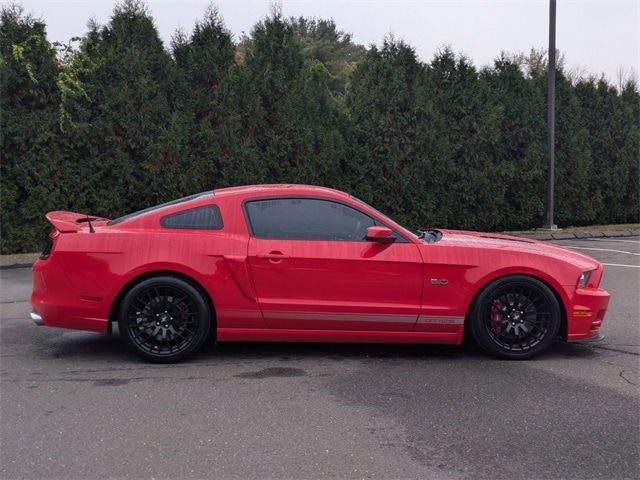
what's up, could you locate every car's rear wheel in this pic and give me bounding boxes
[119,276,211,363]
[469,275,561,359]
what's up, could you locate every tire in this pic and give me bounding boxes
[469,275,561,360]
[118,276,212,363]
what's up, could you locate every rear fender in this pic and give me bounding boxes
[113,260,264,330]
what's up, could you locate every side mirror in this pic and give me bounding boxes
[365,226,396,243]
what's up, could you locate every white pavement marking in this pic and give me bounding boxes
[567,246,640,256]
[589,238,640,244]
[601,263,640,269]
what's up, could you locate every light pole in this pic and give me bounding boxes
[545,0,558,229]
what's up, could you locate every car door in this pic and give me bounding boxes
[245,197,424,331]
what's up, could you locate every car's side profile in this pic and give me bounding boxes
[31,184,610,362]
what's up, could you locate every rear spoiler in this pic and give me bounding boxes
[45,211,109,233]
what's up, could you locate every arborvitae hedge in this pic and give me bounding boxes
[1,2,638,253]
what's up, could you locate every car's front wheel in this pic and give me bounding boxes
[469,275,561,359]
[119,276,211,363]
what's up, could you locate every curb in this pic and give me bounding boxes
[1,262,34,270]
[513,229,640,241]
[0,254,38,271]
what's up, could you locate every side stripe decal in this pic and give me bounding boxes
[418,315,465,325]
[260,311,464,325]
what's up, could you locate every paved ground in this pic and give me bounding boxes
[0,238,638,479]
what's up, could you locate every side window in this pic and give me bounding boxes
[245,198,376,241]
[161,205,222,230]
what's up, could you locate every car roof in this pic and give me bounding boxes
[213,184,349,199]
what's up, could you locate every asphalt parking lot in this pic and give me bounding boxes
[1,237,638,480]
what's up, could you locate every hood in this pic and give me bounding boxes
[435,229,601,270]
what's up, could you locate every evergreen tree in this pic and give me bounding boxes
[576,78,639,224]
[64,0,188,218]
[244,9,350,188]
[484,56,546,229]
[346,38,432,228]
[427,48,505,230]
[618,82,640,222]
[551,69,600,225]
[172,6,238,191]
[0,5,63,252]
[289,17,366,97]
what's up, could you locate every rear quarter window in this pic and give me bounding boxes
[160,205,222,230]
[108,191,213,226]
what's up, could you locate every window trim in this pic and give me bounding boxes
[242,195,409,243]
[160,204,223,231]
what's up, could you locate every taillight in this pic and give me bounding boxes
[40,237,53,260]
[39,230,57,260]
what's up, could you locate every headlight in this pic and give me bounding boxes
[577,270,594,288]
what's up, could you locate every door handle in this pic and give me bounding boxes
[257,251,290,262]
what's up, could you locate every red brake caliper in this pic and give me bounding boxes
[490,299,504,334]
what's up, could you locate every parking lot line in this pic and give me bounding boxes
[568,246,640,256]
[590,238,640,244]
[601,263,640,268]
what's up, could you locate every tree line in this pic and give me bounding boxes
[1,1,638,253]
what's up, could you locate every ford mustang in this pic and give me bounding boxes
[31,184,610,362]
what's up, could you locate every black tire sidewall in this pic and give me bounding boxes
[469,275,561,360]
[118,276,211,363]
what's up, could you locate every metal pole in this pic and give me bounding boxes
[545,0,557,229]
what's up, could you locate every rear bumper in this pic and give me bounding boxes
[566,288,610,342]
[31,260,110,334]
[30,296,109,333]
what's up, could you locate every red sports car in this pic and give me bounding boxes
[31,184,610,362]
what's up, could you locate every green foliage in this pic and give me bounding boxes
[346,39,429,226]
[288,16,366,96]
[59,0,189,219]
[1,3,638,253]
[171,5,240,190]
[543,70,599,225]
[425,49,505,230]
[483,56,547,229]
[1,5,65,253]
[242,11,351,188]
[575,78,640,224]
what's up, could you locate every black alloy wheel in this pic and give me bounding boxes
[469,275,561,359]
[119,276,211,362]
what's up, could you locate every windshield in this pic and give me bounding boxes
[107,192,213,226]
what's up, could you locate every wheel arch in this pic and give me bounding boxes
[464,272,568,341]
[108,270,217,336]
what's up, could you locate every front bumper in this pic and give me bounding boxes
[571,332,605,344]
[566,287,610,342]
